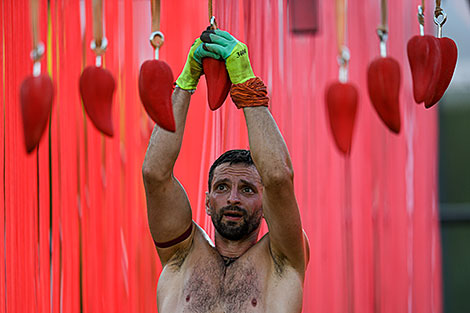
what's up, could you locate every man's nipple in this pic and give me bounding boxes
[186,294,190,302]
[251,298,257,307]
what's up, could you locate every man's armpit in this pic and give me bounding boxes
[266,237,288,277]
[165,244,192,270]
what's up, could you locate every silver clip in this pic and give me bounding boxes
[149,31,165,44]
[30,42,45,61]
[90,37,108,51]
[377,29,388,57]
[337,46,350,83]
[149,31,164,59]
[418,5,425,36]
[434,10,447,38]
[91,37,108,66]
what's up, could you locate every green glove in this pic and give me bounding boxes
[175,38,219,91]
[200,30,256,84]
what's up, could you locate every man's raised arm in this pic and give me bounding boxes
[201,30,308,273]
[142,37,219,265]
[243,106,306,272]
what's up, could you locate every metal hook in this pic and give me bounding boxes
[377,29,388,57]
[30,42,45,62]
[337,46,350,83]
[149,31,164,46]
[417,5,425,36]
[434,10,447,38]
[210,16,217,29]
[91,37,108,67]
[90,37,108,52]
[30,42,45,77]
[149,31,165,59]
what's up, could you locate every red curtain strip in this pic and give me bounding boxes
[0,0,442,312]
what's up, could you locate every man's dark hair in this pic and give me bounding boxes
[208,149,254,191]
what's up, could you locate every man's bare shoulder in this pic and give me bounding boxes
[163,222,215,271]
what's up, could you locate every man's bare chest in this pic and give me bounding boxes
[157,250,269,313]
[180,256,263,313]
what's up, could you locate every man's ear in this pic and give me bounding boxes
[205,192,211,215]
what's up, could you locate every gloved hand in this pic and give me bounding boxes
[200,30,255,84]
[175,38,219,91]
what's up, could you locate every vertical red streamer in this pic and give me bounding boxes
[0,1,5,312]
[36,0,51,309]
[47,1,61,312]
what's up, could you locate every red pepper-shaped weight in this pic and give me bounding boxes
[425,37,458,108]
[367,56,401,133]
[203,58,231,110]
[20,74,54,153]
[407,35,441,104]
[79,66,116,137]
[139,59,175,132]
[325,82,358,155]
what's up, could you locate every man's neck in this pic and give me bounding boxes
[214,229,260,259]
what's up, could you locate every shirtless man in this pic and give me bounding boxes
[142,29,309,313]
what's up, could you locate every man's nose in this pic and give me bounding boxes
[227,188,241,204]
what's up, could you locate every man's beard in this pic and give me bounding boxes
[211,205,262,241]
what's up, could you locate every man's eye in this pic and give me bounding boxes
[216,184,227,191]
[243,187,254,193]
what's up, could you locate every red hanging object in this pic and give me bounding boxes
[79,65,115,137]
[326,82,358,155]
[202,58,232,110]
[138,59,175,132]
[407,35,441,104]
[20,74,54,153]
[367,57,401,133]
[424,37,457,108]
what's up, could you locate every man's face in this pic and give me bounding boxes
[206,163,263,241]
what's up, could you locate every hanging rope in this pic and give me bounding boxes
[418,2,425,30]
[377,0,388,57]
[150,0,164,51]
[91,0,108,67]
[335,0,350,82]
[414,0,425,36]
[209,0,213,21]
[93,0,104,50]
[335,0,346,56]
[434,0,443,18]
[29,0,44,76]
[30,0,39,57]
[378,0,388,34]
[151,0,161,32]
[208,0,217,29]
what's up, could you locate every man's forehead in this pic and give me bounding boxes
[212,163,261,183]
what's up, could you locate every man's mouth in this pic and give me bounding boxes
[222,209,245,221]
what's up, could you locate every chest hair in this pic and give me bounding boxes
[182,257,261,313]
